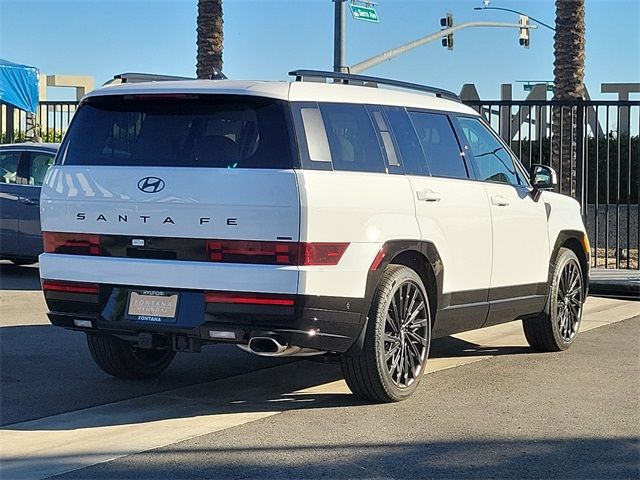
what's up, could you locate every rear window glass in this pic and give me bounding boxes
[59,95,294,169]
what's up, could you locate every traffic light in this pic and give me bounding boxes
[440,13,454,50]
[519,15,530,48]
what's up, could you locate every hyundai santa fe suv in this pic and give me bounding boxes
[39,70,590,402]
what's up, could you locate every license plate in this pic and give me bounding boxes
[127,290,179,322]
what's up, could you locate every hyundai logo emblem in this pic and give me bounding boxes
[137,176,165,194]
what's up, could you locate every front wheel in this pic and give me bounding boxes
[87,333,176,379]
[522,247,585,352]
[341,264,431,402]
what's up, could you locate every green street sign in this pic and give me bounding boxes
[350,4,379,23]
[523,83,554,92]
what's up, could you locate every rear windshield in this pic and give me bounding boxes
[59,95,294,169]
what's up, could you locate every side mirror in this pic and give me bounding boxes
[530,164,557,190]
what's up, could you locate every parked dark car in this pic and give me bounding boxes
[0,142,59,264]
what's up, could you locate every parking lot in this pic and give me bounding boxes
[1,261,638,479]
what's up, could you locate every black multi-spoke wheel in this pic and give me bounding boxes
[341,264,431,402]
[384,281,430,388]
[87,333,176,379]
[523,247,585,352]
[556,258,583,342]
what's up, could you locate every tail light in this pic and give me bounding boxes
[207,240,298,265]
[43,232,100,255]
[299,242,349,266]
[42,280,99,294]
[206,241,348,266]
[205,291,295,306]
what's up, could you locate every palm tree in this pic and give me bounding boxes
[196,0,224,79]
[551,0,585,196]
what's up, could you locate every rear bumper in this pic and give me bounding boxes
[39,253,299,294]
[44,283,365,353]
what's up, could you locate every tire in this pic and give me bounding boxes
[86,333,176,379]
[341,264,431,402]
[522,247,585,352]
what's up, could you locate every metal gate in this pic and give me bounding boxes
[464,99,638,270]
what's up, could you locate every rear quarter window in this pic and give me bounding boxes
[58,95,295,169]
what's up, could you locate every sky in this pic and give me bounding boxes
[1,0,639,101]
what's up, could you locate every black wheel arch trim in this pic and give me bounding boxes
[549,230,590,299]
[345,240,443,355]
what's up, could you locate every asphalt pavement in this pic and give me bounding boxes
[1,261,638,479]
[55,319,639,480]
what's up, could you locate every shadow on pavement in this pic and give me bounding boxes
[429,335,534,358]
[2,322,539,430]
[0,262,41,291]
[19,437,640,480]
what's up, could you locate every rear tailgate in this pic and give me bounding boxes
[39,93,301,294]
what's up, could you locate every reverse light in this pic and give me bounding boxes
[205,291,295,306]
[43,232,100,256]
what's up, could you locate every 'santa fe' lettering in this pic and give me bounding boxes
[75,213,238,226]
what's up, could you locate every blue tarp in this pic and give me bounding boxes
[0,58,39,113]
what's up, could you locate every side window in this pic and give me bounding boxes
[408,111,468,179]
[319,103,386,173]
[384,106,428,176]
[0,151,21,184]
[299,107,332,163]
[368,107,400,171]
[457,116,522,185]
[29,153,55,186]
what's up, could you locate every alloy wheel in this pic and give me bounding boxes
[384,281,430,388]
[556,259,583,342]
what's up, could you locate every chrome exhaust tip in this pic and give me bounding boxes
[247,336,288,355]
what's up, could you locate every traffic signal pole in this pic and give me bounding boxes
[349,21,536,75]
[333,0,347,73]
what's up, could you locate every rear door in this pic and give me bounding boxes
[0,149,25,257]
[455,116,550,325]
[385,107,493,335]
[19,150,56,257]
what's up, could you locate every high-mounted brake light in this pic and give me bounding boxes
[206,240,349,266]
[42,280,99,294]
[204,291,295,306]
[43,232,100,256]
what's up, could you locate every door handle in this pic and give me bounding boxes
[491,195,510,206]
[20,198,39,206]
[416,189,442,202]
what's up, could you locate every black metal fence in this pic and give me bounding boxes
[465,99,639,270]
[2,98,639,269]
[1,101,78,143]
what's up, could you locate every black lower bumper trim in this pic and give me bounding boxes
[46,290,365,353]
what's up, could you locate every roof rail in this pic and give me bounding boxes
[104,69,228,86]
[288,69,460,102]
[104,73,194,86]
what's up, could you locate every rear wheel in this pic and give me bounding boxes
[522,247,585,351]
[87,333,176,379]
[341,264,431,402]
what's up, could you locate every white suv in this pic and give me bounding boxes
[39,70,590,402]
